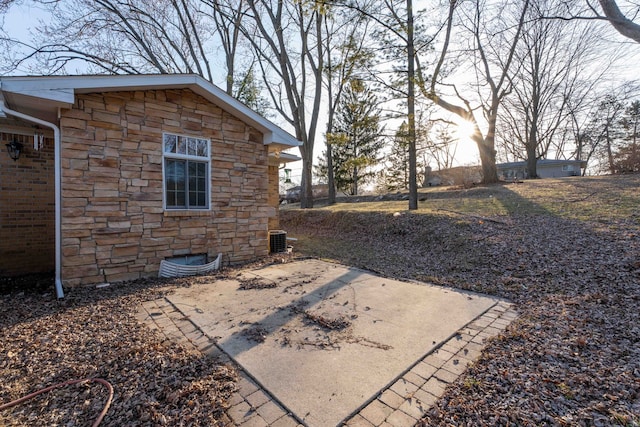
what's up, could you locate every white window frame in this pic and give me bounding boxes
[162,132,211,211]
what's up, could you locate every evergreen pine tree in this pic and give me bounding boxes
[326,79,385,195]
[383,122,411,192]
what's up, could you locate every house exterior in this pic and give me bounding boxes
[0,74,301,297]
[421,165,483,187]
[281,184,329,204]
[497,159,587,180]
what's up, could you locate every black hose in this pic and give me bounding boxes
[0,378,114,427]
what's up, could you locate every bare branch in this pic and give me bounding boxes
[598,0,640,42]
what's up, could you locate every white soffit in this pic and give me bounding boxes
[278,152,302,163]
[268,150,302,166]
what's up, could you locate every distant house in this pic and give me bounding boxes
[497,159,587,180]
[280,184,329,204]
[0,74,301,297]
[424,165,483,187]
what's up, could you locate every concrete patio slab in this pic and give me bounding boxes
[166,259,504,426]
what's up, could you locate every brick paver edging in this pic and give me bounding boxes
[342,301,517,427]
[137,298,517,427]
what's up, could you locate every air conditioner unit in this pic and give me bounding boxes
[269,230,287,253]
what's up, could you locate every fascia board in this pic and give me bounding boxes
[13,89,74,105]
[1,83,75,106]
[1,74,195,93]
[2,77,73,101]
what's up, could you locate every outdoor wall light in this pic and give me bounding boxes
[5,140,23,161]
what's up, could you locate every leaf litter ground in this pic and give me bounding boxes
[1,175,638,426]
[0,265,281,426]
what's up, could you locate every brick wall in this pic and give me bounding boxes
[59,89,273,286]
[0,129,55,276]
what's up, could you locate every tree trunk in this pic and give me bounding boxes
[327,141,336,204]
[477,138,499,183]
[605,127,616,174]
[300,144,314,207]
[352,165,358,195]
[526,151,537,179]
[526,122,538,178]
[407,0,418,209]
[478,113,499,184]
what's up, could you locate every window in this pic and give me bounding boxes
[163,133,210,210]
[562,165,574,172]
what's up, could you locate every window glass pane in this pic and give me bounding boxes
[188,161,207,208]
[200,164,207,206]
[165,159,186,208]
[173,161,186,188]
[165,160,175,206]
[163,134,177,153]
[177,136,187,154]
[197,139,208,157]
[177,188,186,207]
[197,162,206,188]
[187,138,198,156]
[189,164,197,194]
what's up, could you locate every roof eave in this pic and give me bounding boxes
[0,74,302,148]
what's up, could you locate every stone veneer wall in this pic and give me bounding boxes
[60,89,273,286]
[0,130,55,276]
[267,164,280,231]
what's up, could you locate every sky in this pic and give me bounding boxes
[2,1,639,188]
[2,3,42,51]
[0,1,481,172]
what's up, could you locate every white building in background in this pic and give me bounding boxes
[497,159,587,180]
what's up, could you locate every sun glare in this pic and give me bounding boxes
[453,119,480,165]
[455,119,477,141]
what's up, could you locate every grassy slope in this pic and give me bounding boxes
[285,175,639,221]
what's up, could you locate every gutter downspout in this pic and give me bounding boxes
[0,101,64,299]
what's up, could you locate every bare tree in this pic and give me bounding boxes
[582,94,626,173]
[201,0,247,94]
[427,124,458,171]
[614,99,640,171]
[499,1,608,177]
[0,0,265,95]
[243,0,325,208]
[418,0,530,184]
[1,0,220,76]
[0,0,16,13]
